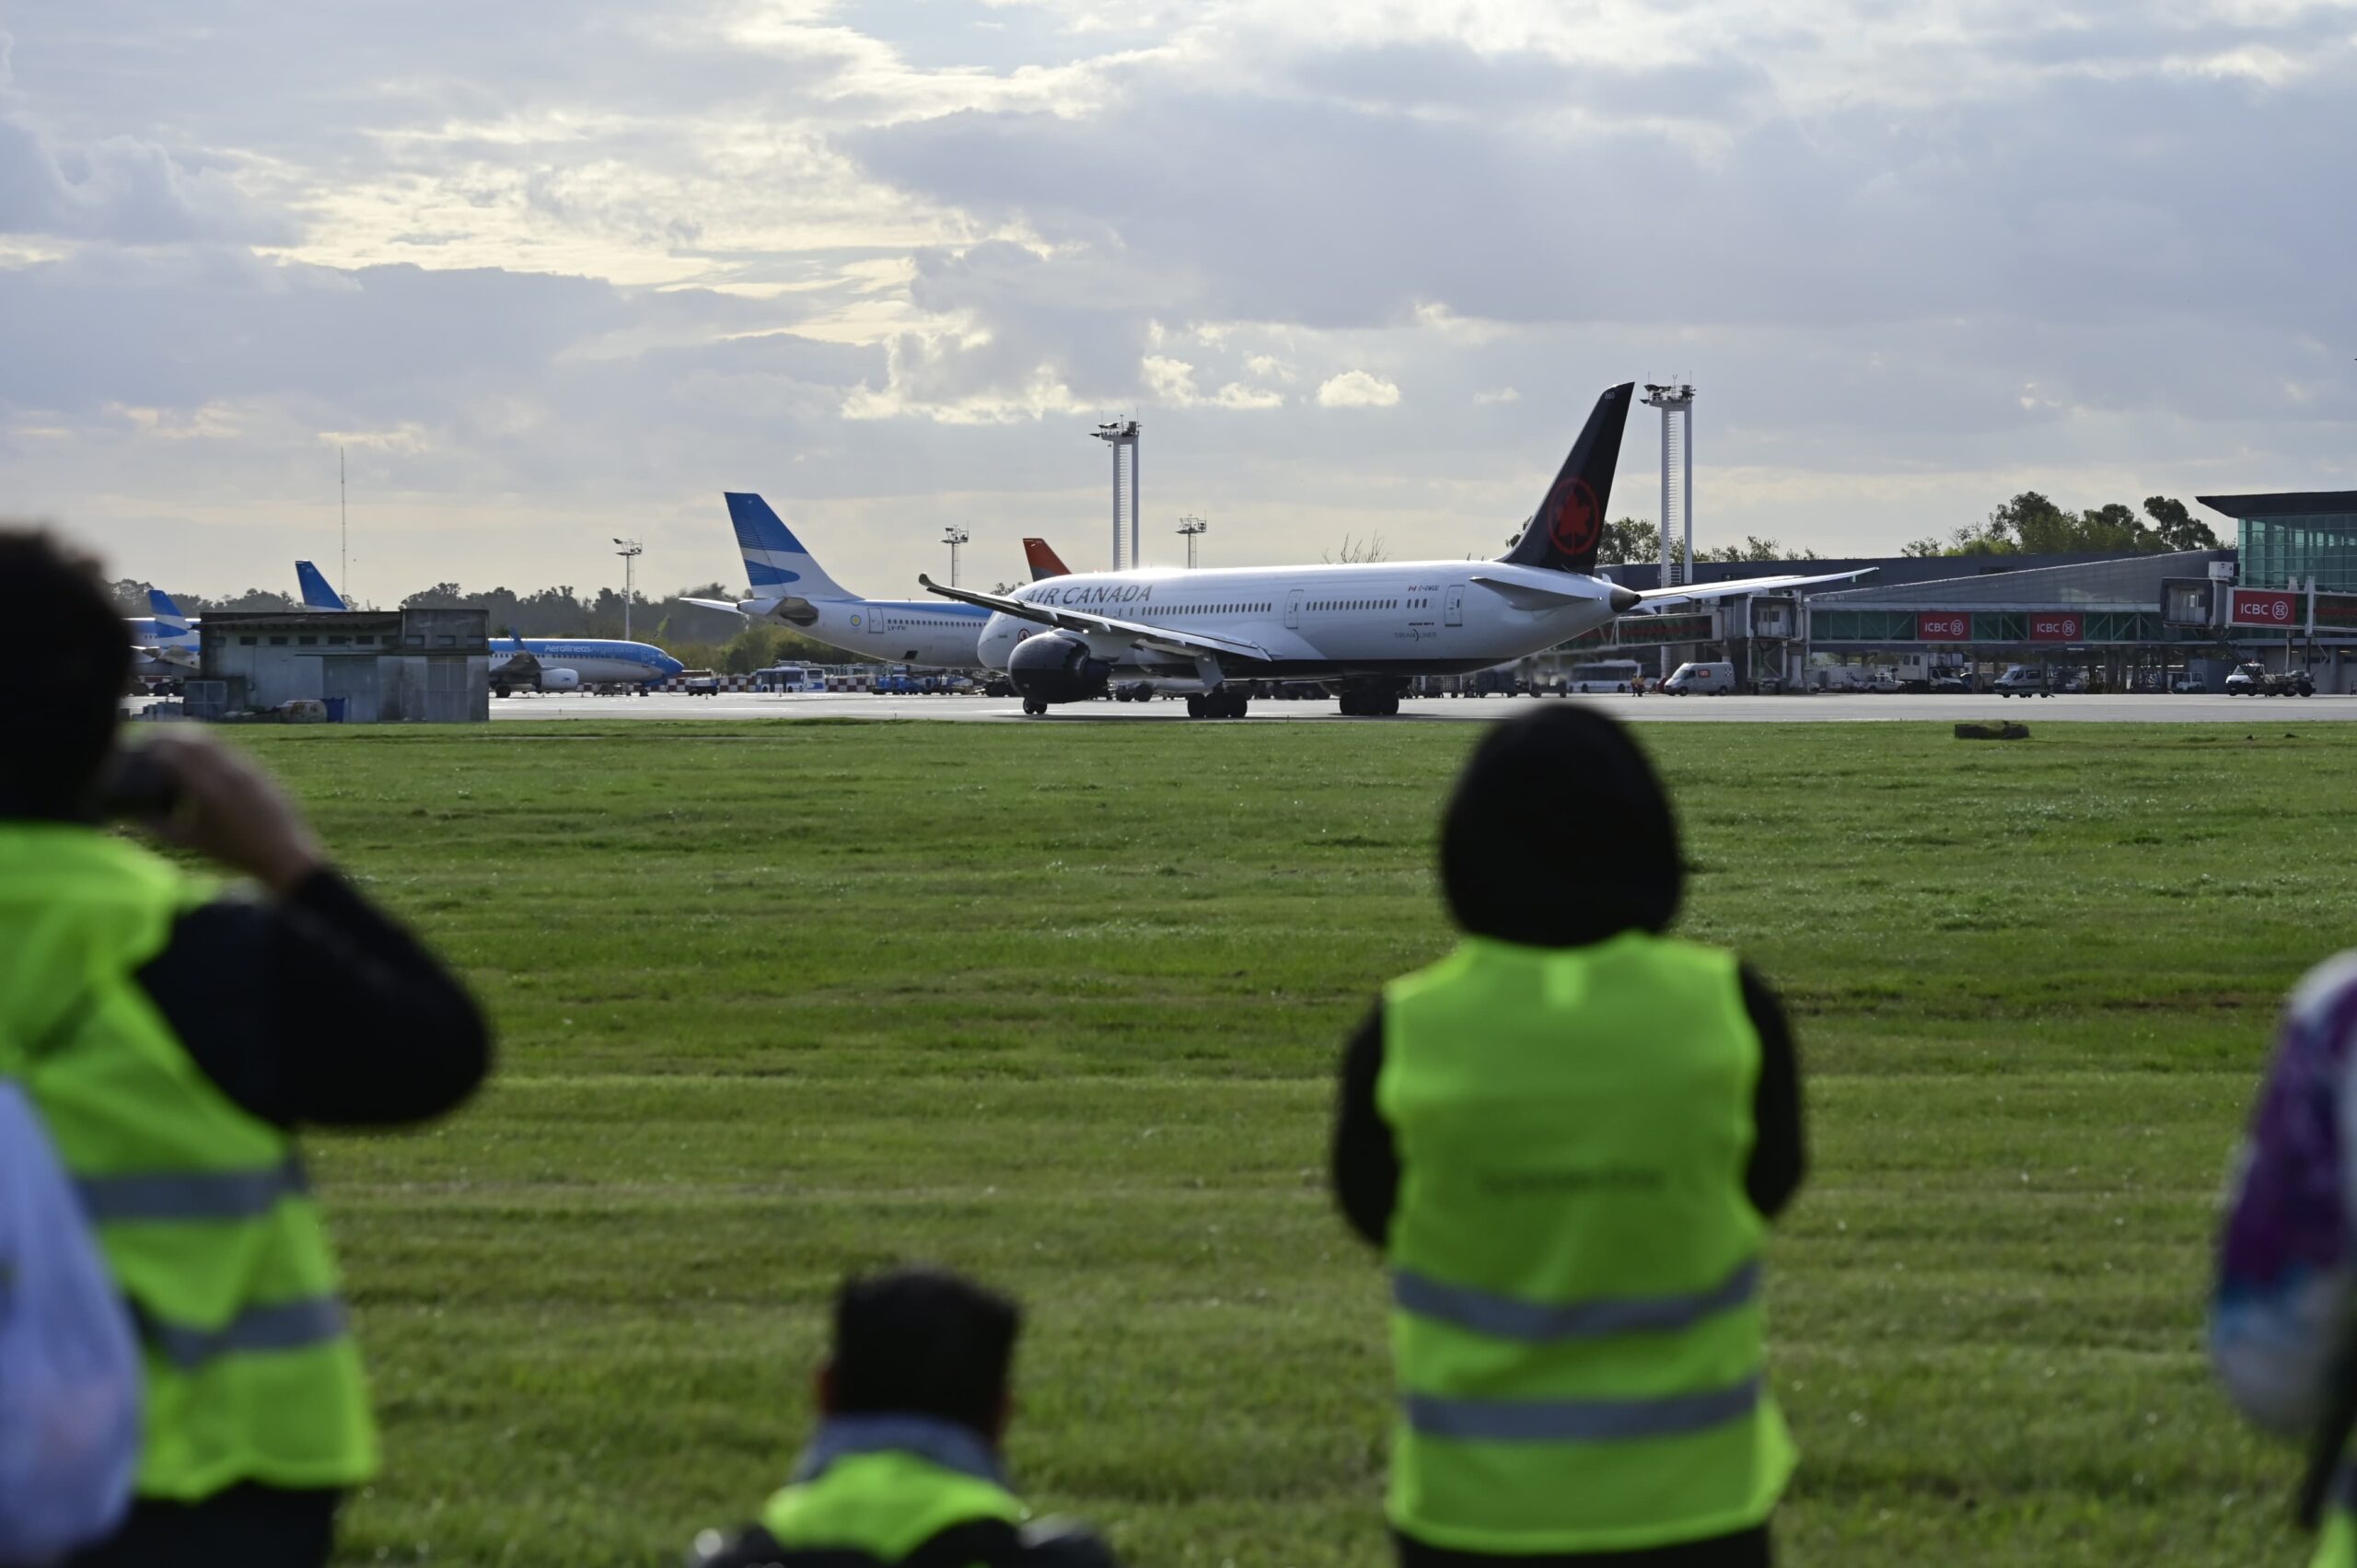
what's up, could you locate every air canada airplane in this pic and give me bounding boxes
[920,383,1868,717]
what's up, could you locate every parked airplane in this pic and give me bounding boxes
[124,587,199,686]
[489,632,684,695]
[296,560,350,611]
[921,383,1868,717]
[682,494,997,669]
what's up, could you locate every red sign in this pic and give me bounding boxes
[1917,612,1970,642]
[2230,589,2301,626]
[2029,612,2083,643]
[2315,593,2357,629]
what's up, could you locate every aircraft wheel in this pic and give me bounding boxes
[1225,694,1249,719]
[1186,694,1207,718]
[1383,694,1400,716]
[1022,699,1045,715]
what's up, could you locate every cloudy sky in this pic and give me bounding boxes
[4,0,2352,603]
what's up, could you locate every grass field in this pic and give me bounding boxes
[215,718,2357,1565]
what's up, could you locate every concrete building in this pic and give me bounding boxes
[193,607,490,721]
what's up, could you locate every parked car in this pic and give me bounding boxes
[1664,660,1737,695]
[1930,672,1974,692]
[1866,669,1902,694]
[678,668,721,697]
[2171,674,2208,693]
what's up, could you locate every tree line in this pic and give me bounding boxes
[1902,494,2219,558]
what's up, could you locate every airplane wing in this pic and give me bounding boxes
[918,575,1274,663]
[679,597,747,615]
[132,644,197,669]
[1633,568,1875,605]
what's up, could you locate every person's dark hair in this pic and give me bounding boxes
[0,530,129,820]
[830,1267,1021,1438]
[1440,705,1682,947]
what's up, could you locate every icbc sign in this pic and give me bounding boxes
[1917,612,1970,642]
[2029,613,2082,643]
[2230,589,2301,626]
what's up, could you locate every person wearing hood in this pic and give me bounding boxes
[1331,705,1806,1567]
[0,530,490,1567]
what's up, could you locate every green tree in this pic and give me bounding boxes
[1596,517,1657,565]
[2144,495,2222,552]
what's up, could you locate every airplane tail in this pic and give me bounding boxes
[295,560,349,611]
[1023,538,1073,581]
[726,493,851,599]
[146,587,192,635]
[1498,382,1635,576]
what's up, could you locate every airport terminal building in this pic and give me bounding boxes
[1560,490,2357,692]
[191,607,492,722]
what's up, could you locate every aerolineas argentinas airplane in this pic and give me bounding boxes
[920,383,1868,717]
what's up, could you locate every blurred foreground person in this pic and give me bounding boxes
[2212,954,2357,1565]
[1331,706,1806,1566]
[0,531,490,1568]
[686,1269,1118,1568]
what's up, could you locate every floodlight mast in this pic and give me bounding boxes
[942,525,970,587]
[1642,384,1695,587]
[1176,515,1208,569]
[612,539,644,640]
[1092,420,1140,569]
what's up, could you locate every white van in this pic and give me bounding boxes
[1664,661,1737,695]
[1807,666,1867,694]
[1562,659,1644,694]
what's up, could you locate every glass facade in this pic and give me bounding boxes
[1812,610,2160,644]
[2239,514,2357,592]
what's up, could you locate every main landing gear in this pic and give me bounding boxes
[1186,689,1250,719]
[1021,698,1048,715]
[1338,689,1402,716]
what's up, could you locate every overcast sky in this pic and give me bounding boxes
[5,0,2352,603]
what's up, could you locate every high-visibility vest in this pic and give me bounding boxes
[0,824,377,1501]
[1379,932,1797,1555]
[2317,1508,2354,1568]
[761,1447,1026,1562]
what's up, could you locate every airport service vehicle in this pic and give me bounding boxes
[1867,668,1901,693]
[1805,665,1865,694]
[1928,670,1973,692]
[677,669,721,696]
[489,633,684,697]
[752,665,824,692]
[1562,659,1644,694]
[1993,666,2049,697]
[685,494,1031,670]
[2172,673,2209,693]
[918,385,1866,718]
[2225,661,2315,697]
[1665,661,1737,695]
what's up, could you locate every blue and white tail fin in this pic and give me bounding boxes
[145,588,192,637]
[726,493,852,599]
[295,561,349,612]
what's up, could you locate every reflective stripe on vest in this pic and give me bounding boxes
[1379,935,1796,1556]
[1393,1260,1760,1343]
[76,1156,310,1225]
[0,826,377,1501]
[1405,1376,1762,1443]
[142,1295,349,1372]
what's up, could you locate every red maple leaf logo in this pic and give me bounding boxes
[1549,478,1600,558]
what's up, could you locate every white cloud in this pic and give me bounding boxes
[1474,386,1520,405]
[1317,369,1401,409]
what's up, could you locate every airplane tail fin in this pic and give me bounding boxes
[295,560,349,611]
[726,493,851,599]
[1023,538,1073,581]
[1498,382,1635,576]
[146,587,192,634]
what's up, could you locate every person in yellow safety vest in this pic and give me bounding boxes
[685,1268,1120,1568]
[1330,705,1808,1567]
[0,531,491,1568]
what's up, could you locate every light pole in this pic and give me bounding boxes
[942,526,970,587]
[612,539,643,640]
[1177,516,1208,568]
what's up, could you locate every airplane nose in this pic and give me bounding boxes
[659,656,685,678]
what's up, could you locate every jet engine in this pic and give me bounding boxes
[540,668,582,691]
[1007,633,1110,704]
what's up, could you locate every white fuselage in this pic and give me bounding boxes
[760,596,993,670]
[978,561,1623,679]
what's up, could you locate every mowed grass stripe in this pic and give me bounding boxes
[200,720,2353,1565]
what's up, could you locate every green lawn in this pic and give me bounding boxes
[215,719,2357,1565]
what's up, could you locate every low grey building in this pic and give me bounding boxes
[196,608,490,722]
